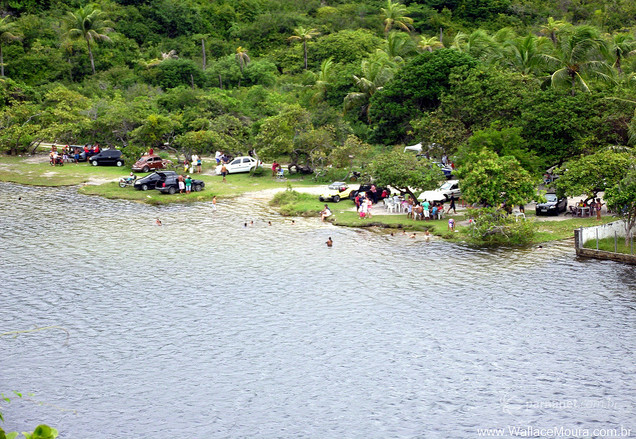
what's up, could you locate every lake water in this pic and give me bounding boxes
[1,182,635,438]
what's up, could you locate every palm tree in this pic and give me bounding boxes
[0,16,22,78]
[288,27,320,70]
[380,0,413,35]
[501,33,552,77]
[235,46,250,73]
[540,25,614,95]
[64,5,113,75]
[418,35,444,53]
[540,17,571,47]
[606,33,636,75]
[451,29,496,61]
[344,52,396,121]
[381,31,416,64]
[312,57,334,103]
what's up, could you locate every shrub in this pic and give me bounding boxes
[466,207,535,246]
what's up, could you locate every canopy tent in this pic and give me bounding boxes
[403,142,423,153]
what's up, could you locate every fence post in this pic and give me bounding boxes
[596,229,599,250]
[614,231,617,253]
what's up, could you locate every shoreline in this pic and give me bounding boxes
[0,155,618,245]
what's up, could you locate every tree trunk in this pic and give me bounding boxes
[201,38,206,70]
[218,74,223,89]
[0,43,4,77]
[439,28,443,46]
[190,73,195,89]
[87,38,96,74]
[303,40,308,70]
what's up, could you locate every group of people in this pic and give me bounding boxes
[401,195,456,220]
[176,174,195,194]
[354,192,375,218]
[214,150,232,165]
[49,143,101,164]
[183,154,203,174]
[578,198,603,220]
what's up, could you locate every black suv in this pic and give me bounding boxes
[349,184,391,201]
[134,171,177,191]
[157,175,205,194]
[89,149,124,167]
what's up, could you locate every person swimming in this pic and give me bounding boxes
[326,237,333,247]
[156,218,162,226]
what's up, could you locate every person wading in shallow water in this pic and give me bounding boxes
[326,237,333,247]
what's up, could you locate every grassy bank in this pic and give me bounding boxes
[0,155,318,204]
[583,236,635,255]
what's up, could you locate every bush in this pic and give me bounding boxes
[270,188,321,216]
[466,207,535,246]
[249,166,265,177]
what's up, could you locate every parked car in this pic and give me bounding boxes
[156,175,205,194]
[89,149,124,167]
[536,193,567,215]
[132,154,171,173]
[319,181,354,203]
[432,161,454,179]
[133,171,177,191]
[349,184,391,200]
[215,156,262,174]
[418,180,461,202]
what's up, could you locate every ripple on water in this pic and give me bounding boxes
[1,182,635,438]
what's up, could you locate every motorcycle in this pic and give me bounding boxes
[118,175,137,188]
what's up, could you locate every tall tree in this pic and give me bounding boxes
[380,0,413,35]
[540,17,571,47]
[541,26,614,95]
[288,27,320,70]
[501,33,551,77]
[344,51,396,121]
[0,16,21,78]
[64,5,113,75]
[606,33,636,75]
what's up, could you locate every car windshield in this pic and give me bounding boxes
[328,182,346,190]
[440,182,453,190]
[545,193,558,202]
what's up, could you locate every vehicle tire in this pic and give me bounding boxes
[168,186,176,195]
[333,195,340,203]
[119,181,126,188]
[142,166,150,173]
[141,184,149,191]
[194,184,202,192]
[91,160,98,166]
[116,160,123,167]
[349,175,357,182]
[319,196,325,202]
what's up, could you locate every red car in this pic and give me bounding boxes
[132,154,171,173]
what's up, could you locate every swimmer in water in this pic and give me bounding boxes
[326,237,333,247]
[156,218,162,226]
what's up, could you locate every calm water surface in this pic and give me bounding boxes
[1,182,635,438]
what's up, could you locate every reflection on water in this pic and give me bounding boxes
[1,182,635,438]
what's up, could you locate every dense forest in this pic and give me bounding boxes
[1,0,636,174]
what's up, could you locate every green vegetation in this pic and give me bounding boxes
[269,188,323,216]
[583,236,635,255]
